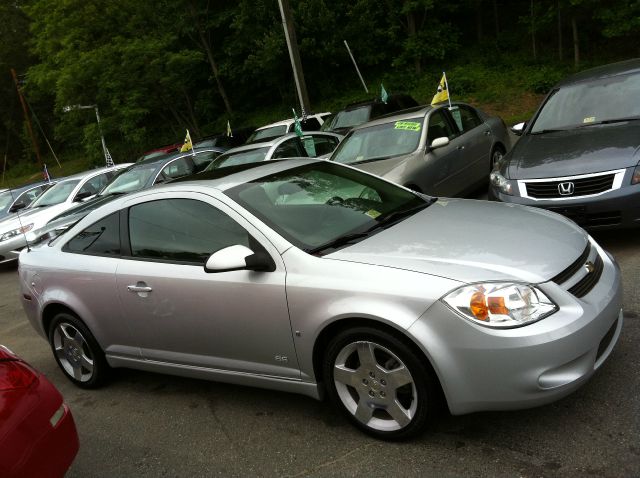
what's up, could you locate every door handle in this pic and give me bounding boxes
[127,285,153,293]
[484,130,492,135]
[457,145,466,150]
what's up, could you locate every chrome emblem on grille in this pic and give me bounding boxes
[584,261,595,273]
[558,181,575,195]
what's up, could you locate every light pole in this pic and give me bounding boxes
[63,104,114,166]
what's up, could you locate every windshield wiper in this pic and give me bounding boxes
[373,201,433,228]
[577,116,640,127]
[530,128,570,135]
[307,231,373,255]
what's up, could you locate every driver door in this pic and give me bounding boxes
[115,192,299,378]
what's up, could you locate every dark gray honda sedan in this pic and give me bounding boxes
[490,58,640,229]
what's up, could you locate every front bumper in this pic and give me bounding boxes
[490,179,640,230]
[0,235,27,264]
[408,241,623,415]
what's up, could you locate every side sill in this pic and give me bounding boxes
[106,354,322,400]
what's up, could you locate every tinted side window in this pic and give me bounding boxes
[64,212,120,256]
[427,110,456,141]
[457,106,483,132]
[302,135,339,157]
[193,151,221,172]
[76,173,111,199]
[158,157,193,182]
[18,185,47,205]
[301,118,321,131]
[273,139,305,159]
[128,199,250,264]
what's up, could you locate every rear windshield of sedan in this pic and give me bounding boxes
[248,125,288,143]
[331,117,424,165]
[101,165,158,195]
[330,106,372,129]
[30,179,81,207]
[206,147,270,170]
[225,161,425,252]
[531,72,640,132]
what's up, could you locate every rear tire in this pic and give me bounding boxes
[323,326,436,440]
[48,312,110,388]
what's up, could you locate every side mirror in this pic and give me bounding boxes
[204,244,274,273]
[74,191,93,202]
[510,122,526,136]
[429,137,450,150]
[9,202,26,213]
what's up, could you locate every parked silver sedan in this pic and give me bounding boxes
[331,103,510,196]
[0,164,130,264]
[19,159,622,440]
[204,132,343,171]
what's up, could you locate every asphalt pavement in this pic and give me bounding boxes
[0,225,638,477]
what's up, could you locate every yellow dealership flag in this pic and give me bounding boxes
[180,129,193,152]
[431,72,450,106]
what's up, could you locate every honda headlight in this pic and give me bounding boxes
[0,224,33,242]
[443,283,557,328]
[489,171,514,196]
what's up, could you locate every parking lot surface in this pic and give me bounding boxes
[0,227,638,477]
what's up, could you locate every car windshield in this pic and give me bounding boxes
[225,161,428,254]
[531,72,640,133]
[331,117,424,164]
[30,179,81,207]
[205,148,270,171]
[101,165,157,195]
[247,125,288,143]
[329,106,372,130]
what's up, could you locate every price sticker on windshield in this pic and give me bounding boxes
[394,121,421,131]
[365,209,381,218]
[583,116,596,123]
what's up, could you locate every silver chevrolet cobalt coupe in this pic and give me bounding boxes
[19,159,622,440]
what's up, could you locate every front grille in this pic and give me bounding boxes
[525,173,615,199]
[552,243,591,284]
[567,253,604,298]
[546,207,622,228]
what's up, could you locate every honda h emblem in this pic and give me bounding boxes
[558,181,575,196]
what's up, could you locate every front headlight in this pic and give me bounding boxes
[442,282,557,328]
[632,164,640,185]
[0,223,34,242]
[489,171,514,196]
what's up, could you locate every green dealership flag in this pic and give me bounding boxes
[381,83,389,104]
[292,108,303,137]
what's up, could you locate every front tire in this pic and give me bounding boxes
[323,326,436,440]
[490,145,505,171]
[48,312,110,388]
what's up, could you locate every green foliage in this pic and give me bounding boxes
[524,65,567,94]
[0,0,636,179]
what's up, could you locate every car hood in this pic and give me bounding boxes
[0,203,70,233]
[327,198,588,284]
[347,153,415,178]
[508,122,640,179]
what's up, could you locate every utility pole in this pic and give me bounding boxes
[10,68,42,167]
[277,0,310,113]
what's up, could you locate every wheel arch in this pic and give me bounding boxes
[42,302,82,338]
[311,317,447,407]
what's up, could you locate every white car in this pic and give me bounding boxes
[246,113,331,143]
[0,164,130,264]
